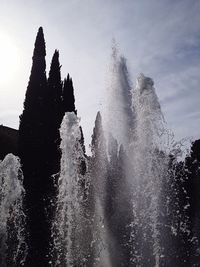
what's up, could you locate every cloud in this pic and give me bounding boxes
[0,0,200,148]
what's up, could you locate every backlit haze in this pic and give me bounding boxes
[0,0,200,150]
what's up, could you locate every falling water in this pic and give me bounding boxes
[51,49,192,266]
[52,112,112,266]
[104,43,134,150]
[103,45,177,266]
[89,111,112,267]
[52,112,90,266]
[0,154,27,266]
[130,74,170,266]
[0,36,196,265]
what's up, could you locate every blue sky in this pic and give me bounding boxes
[0,0,200,148]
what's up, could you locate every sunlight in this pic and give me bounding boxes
[0,32,20,87]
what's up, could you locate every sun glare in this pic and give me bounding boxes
[0,33,20,87]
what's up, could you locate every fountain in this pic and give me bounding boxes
[0,154,27,266]
[0,48,197,266]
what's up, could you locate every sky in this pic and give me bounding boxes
[0,0,200,150]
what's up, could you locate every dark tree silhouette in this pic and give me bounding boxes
[14,25,200,267]
[62,74,76,115]
[63,75,86,176]
[185,140,200,266]
[159,155,192,267]
[47,50,62,124]
[62,73,86,175]
[0,126,18,160]
[18,27,54,266]
[46,50,63,178]
[18,26,81,266]
[82,112,108,265]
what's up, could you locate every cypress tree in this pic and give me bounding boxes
[18,27,84,266]
[62,74,76,115]
[18,27,52,266]
[46,50,63,177]
[91,112,106,158]
[62,74,86,175]
[89,112,108,264]
[47,50,62,124]
[19,27,47,159]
